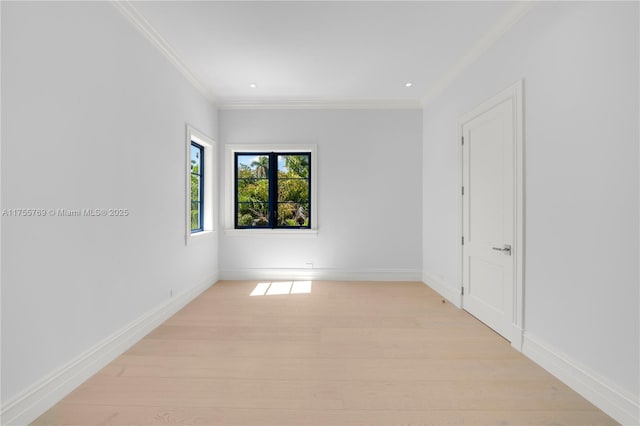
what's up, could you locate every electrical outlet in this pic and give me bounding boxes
[305,262,314,269]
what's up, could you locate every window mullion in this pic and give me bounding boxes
[268,153,278,228]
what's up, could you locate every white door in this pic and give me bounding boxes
[461,91,517,341]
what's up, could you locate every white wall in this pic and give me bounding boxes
[422,0,639,418]
[1,1,218,405]
[2,0,636,423]
[219,109,422,280]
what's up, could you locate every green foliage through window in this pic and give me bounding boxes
[191,142,204,232]
[235,152,311,229]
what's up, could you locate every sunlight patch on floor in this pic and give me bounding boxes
[250,281,312,296]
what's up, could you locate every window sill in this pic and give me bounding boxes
[186,229,215,244]
[224,228,318,237]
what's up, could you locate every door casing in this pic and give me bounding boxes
[457,80,524,351]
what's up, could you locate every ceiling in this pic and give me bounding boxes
[124,1,526,108]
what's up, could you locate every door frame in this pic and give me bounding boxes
[457,80,524,351]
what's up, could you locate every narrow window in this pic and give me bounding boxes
[235,152,311,229]
[186,125,215,243]
[190,142,204,232]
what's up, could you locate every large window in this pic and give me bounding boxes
[190,142,204,232]
[235,152,311,229]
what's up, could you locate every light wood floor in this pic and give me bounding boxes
[33,280,617,425]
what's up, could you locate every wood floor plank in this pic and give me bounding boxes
[32,404,617,426]
[125,337,521,360]
[61,376,595,411]
[32,280,617,425]
[98,355,551,382]
[165,313,422,329]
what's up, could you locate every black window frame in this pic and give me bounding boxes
[234,151,311,229]
[190,141,205,233]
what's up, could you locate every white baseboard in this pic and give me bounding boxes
[421,273,638,424]
[220,268,422,282]
[422,271,461,307]
[510,324,524,352]
[5,271,635,426]
[523,333,639,426]
[0,275,218,426]
[422,272,525,350]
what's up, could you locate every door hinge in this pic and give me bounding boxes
[461,186,464,196]
[461,136,464,145]
[461,287,464,296]
[461,236,464,245]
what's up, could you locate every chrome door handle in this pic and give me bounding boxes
[492,244,512,255]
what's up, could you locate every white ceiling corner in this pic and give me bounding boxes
[420,1,537,106]
[112,1,217,104]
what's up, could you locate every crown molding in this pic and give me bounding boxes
[112,1,217,104]
[421,1,536,106]
[110,2,419,111]
[218,99,422,110]
[112,0,534,111]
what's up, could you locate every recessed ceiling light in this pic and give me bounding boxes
[249,83,257,88]
[405,82,413,88]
